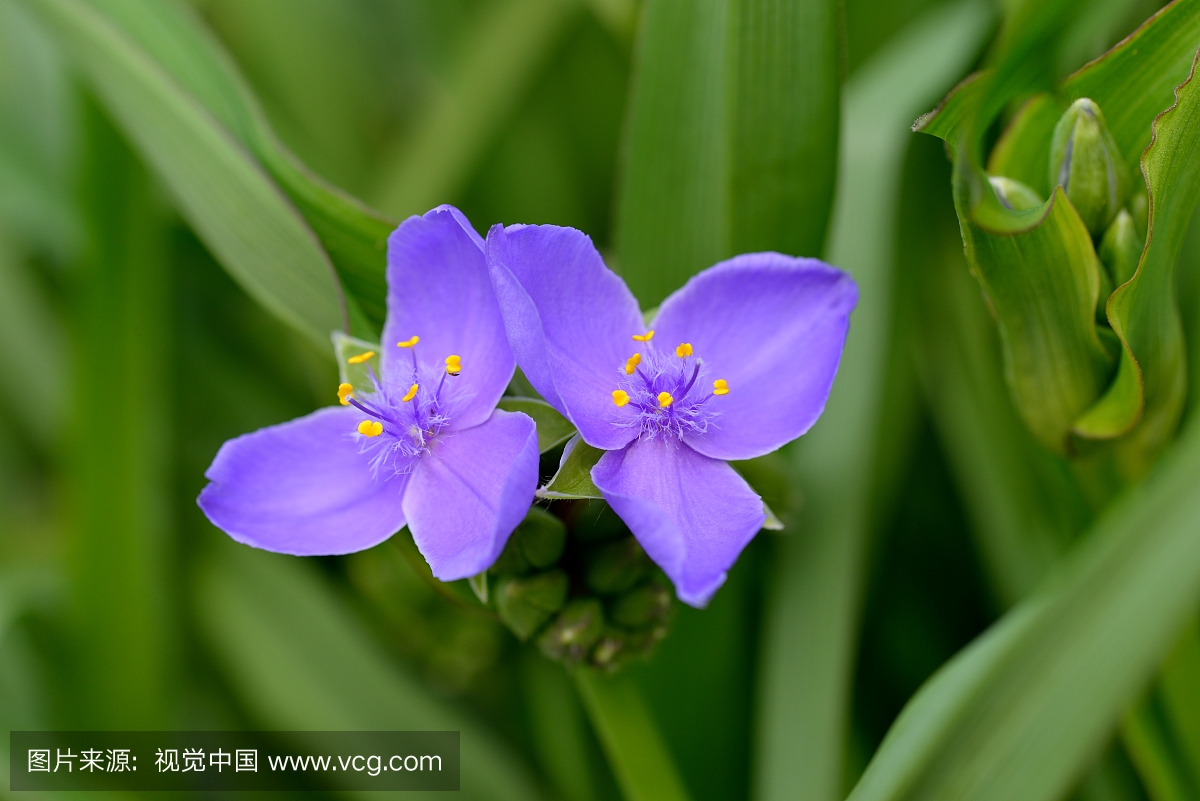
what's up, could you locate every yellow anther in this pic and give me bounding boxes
[445,354,462,375]
[658,391,673,408]
[612,390,630,407]
[713,379,729,396]
[337,383,354,406]
[632,330,655,342]
[625,353,641,375]
[675,342,693,358]
[358,420,383,437]
[402,383,419,403]
[397,335,420,348]
[347,350,375,365]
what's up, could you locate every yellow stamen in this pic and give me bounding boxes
[658,391,673,408]
[713,379,729,396]
[625,353,641,375]
[445,354,462,375]
[402,383,419,402]
[397,335,420,348]
[358,420,383,437]
[612,390,630,407]
[632,330,655,342]
[347,350,375,364]
[337,383,354,406]
[675,342,693,358]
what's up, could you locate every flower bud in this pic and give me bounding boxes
[609,581,671,630]
[489,506,567,575]
[584,536,650,595]
[495,569,569,640]
[591,625,668,672]
[537,598,605,663]
[1048,98,1131,237]
[989,176,1043,211]
[1129,190,1148,239]
[1099,208,1144,287]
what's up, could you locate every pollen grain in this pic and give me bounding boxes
[445,354,462,375]
[337,383,354,405]
[675,343,693,358]
[358,420,383,437]
[713,379,729,396]
[612,390,630,407]
[402,383,419,402]
[625,353,641,375]
[347,350,375,364]
[397,335,420,348]
[658,391,673,408]
[632,330,655,342]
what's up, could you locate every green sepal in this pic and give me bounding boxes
[467,572,488,604]
[496,397,576,452]
[610,582,671,630]
[538,435,604,500]
[331,331,382,397]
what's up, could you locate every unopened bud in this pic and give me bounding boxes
[585,537,650,595]
[495,569,569,640]
[989,176,1043,211]
[1129,191,1148,239]
[1099,209,1144,287]
[537,599,605,664]
[490,506,567,575]
[1049,98,1131,237]
[610,581,671,630]
[590,625,668,672]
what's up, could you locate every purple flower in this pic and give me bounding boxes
[487,225,857,606]
[198,206,540,580]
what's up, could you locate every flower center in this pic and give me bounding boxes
[610,331,728,440]
[335,337,463,478]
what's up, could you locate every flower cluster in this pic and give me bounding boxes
[199,205,856,624]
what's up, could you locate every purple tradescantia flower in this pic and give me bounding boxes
[487,224,857,606]
[198,206,540,580]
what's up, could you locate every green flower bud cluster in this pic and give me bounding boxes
[485,505,671,672]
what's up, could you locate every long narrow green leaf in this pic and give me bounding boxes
[77,0,394,333]
[21,0,347,346]
[66,105,171,727]
[753,4,993,800]
[847,404,1200,801]
[615,0,839,307]
[195,541,546,801]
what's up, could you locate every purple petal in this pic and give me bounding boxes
[403,410,540,581]
[486,223,643,451]
[198,406,408,555]
[591,438,765,607]
[383,206,513,430]
[652,253,857,460]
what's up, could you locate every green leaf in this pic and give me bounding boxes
[754,3,994,800]
[1086,49,1200,473]
[498,397,577,452]
[80,0,395,335]
[574,668,694,801]
[956,185,1116,454]
[615,0,840,307]
[846,417,1200,801]
[538,435,604,500]
[20,0,349,347]
[195,541,547,801]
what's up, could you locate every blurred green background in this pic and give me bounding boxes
[3,1,1200,800]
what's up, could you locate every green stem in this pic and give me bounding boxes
[573,668,693,801]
